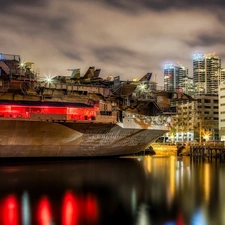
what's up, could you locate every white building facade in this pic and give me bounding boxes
[219,83,225,140]
[193,53,221,94]
[169,94,219,143]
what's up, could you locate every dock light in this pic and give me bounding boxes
[202,129,211,142]
[203,134,209,141]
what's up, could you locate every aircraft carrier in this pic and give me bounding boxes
[0,53,180,157]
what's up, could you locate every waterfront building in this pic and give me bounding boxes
[170,94,219,143]
[170,96,196,143]
[194,95,219,141]
[219,83,225,140]
[193,53,221,95]
[163,53,221,143]
[220,68,225,84]
[164,63,189,92]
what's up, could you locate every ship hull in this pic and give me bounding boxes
[0,120,166,157]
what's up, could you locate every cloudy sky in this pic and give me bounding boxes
[1,0,225,85]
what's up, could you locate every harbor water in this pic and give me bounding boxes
[0,156,224,225]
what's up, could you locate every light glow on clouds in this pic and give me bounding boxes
[1,0,225,85]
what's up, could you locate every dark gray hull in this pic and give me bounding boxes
[0,120,166,157]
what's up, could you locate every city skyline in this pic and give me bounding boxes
[164,52,225,95]
[1,0,225,86]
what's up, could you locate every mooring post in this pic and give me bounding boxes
[220,149,225,162]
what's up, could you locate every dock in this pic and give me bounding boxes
[190,142,225,161]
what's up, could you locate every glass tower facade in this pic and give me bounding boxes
[164,63,188,92]
[193,53,221,94]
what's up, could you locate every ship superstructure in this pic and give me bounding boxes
[0,53,176,157]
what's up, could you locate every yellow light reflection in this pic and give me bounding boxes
[143,156,152,174]
[168,156,176,207]
[203,164,210,203]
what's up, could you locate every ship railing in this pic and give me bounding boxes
[16,73,37,81]
[0,54,20,62]
[40,83,112,97]
[135,95,156,101]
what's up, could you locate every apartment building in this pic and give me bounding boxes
[193,53,221,94]
[170,94,219,142]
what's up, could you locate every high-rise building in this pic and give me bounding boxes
[193,53,221,94]
[219,68,225,84]
[164,63,189,92]
[219,82,225,140]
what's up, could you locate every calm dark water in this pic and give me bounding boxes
[0,156,224,225]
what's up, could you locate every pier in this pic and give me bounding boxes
[189,142,225,161]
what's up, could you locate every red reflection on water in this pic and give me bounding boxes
[37,196,52,225]
[176,212,185,225]
[83,195,99,223]
[2,195,19,225]
[62,191,79,225]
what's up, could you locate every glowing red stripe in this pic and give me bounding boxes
[0,105,98,120]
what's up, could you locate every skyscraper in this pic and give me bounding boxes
[193,53,221,94]
[164,63,189,92]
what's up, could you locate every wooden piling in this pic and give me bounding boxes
[190,144,225,162]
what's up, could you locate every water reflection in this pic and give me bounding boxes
[0,156,224,224]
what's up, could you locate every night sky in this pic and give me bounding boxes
[1,0,225,85]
